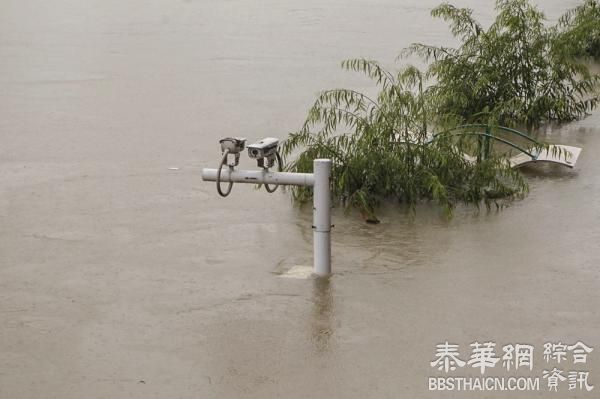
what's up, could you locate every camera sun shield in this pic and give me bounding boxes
[247,137,279,159]
[219,137,247,154]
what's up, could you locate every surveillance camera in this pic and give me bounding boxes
[219,137,247,154]
[247,137,279,159]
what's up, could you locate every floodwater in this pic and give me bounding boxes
[1,0,598,398]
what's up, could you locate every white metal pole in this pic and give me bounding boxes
[201,159,332,277]
[202,168,315,187]
[313,159,331,276]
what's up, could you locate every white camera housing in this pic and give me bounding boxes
[219,137,247,154]
[247,137,279,159]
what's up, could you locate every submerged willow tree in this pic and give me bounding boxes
[282,0,598,221]
[281,61,528,221]
[403,0,599,128]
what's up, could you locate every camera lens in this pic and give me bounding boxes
[252,149,259,156]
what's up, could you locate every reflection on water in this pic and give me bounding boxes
[310,277,334,353]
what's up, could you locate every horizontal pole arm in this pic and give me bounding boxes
[202,168,315,187]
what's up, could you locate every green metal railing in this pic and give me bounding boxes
[429,124,541,161]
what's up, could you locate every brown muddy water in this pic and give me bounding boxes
[1,0,599,398]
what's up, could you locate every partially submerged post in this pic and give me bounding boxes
[201,155,332,277]
[312,159,331,276]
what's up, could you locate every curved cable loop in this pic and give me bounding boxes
[216,149,234,197]
[264,151,283,193]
